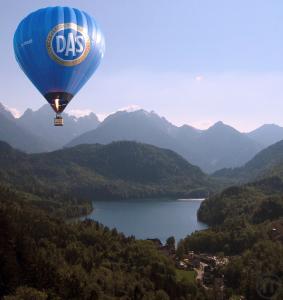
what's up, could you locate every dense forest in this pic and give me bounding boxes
[0,140,211,203]
[0,184,209,300]
[1,138,283,299]
[177,176,283,298]
[0,141,214,299]
[198,176,283,226]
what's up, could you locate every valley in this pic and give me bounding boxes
[1,105,283,299]
[2,2,283,299]
[0,131,283,299]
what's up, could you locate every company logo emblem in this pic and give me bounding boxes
[46,23,91,66]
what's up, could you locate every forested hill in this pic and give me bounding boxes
[0,140,210,200]
[177,176,283,298]
[175,137,283,298]
[0,185,206,299]
[213,139,283,184]
[198,176,283,226]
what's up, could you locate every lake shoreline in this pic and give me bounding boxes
[83,198,208,244]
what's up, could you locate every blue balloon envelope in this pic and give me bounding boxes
[14,6,105,120]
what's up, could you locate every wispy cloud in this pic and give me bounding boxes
[117,104,141,112]
[3,104,22,118]
[96,113,108,122]
[190,119,214,130]
[66,109,93,118]
[96,104,142,121]
[195,75,205,82]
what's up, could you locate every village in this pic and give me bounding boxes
[176,251,228,286]
[148,221,283,291]
[148,238,229,291]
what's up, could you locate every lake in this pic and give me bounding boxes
[85,199,208,244]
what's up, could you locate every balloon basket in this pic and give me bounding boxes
[54,115,64,126]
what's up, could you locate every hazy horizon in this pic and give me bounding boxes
[1,0,283,131]
[2,100,281,134]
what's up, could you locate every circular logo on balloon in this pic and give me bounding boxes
[46,23,91,66]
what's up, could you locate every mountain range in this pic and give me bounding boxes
[246,124,283,147]
[0,103,51,153]
[66,109,283,172]
[0,103,100,152]
[3,129,283,200]
[213,139,283,184]
[2,102,283,172]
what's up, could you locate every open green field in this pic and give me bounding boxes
[176,269,196,283]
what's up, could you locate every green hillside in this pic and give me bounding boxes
[177,176,283,298]
[198,176,283,226]
[0,185,206,299]
[213,140,283,184]
[0,140,210,201]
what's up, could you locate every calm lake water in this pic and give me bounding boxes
[85,199,208,243]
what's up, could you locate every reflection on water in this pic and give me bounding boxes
[85,199,208,243]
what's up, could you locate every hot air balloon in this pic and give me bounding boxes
[14,6,105,126]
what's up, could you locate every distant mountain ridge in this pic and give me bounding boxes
[18,104,100,150]
[67,110,264,172]
[213,139,283,184]
[2,102,283,172]
[246,124,283,147]
[0,104,51,153]
[0,102,100,152]
[0,103,14,120]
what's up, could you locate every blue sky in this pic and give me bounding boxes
[1,0,283,131]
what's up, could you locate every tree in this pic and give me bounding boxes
[4,286,48,300]
[155,290,170,300]
[165,236,175,252]
[176,240,185,259]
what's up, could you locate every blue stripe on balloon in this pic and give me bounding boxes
[14,6,105,109]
